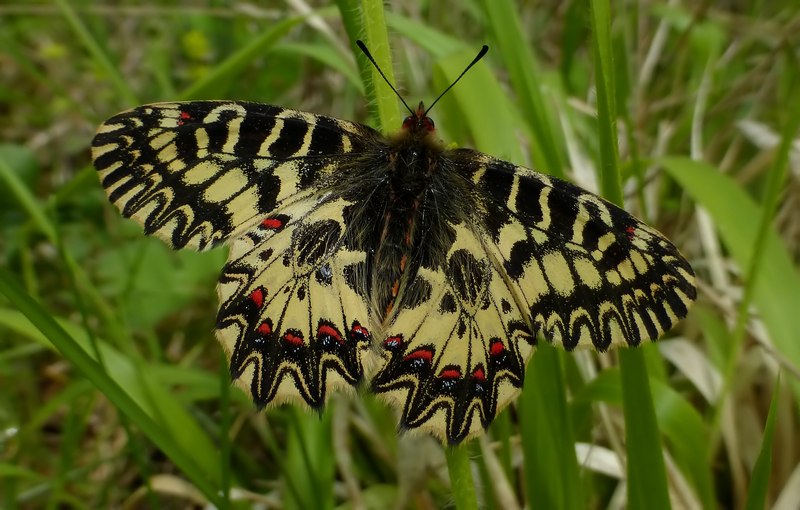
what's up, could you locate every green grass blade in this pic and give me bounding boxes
[588,0,622,206]
[577,368,713,508]
[0,153,142,353]
[384,13,461,54]
[0,271,225,508]
[284,408,335,510]
[0,155,56,242]
[277,42,363,92]
[519,345,583,509]
[617,349,671,510]
[357,0,401,131]
[179,16,303,100]
[53,0,138,106]
[709,68,800,470]
[479,0,566,178]
[337,0,379,117]
[588,1,670,508]
[446,445,479,510]
[661,158,800,394]
[744,376,780,510]
[218,353,232,506]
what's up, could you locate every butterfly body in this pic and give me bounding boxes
[93,99,695,443]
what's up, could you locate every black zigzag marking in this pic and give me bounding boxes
[218,217,370,409]
[451,149,696,352]
[92,101,377,250]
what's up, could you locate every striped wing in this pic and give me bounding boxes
[216,196,373,408]
[92,100,379,408]
[91,101,376,250]
[457,150,697,351]
[371,222,536,443]
[371,151,696,443]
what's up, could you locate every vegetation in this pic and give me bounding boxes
[1,1,799,508]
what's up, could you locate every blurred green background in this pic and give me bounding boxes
[1,1,799,509]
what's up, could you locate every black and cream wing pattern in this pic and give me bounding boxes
[92,98,695,444]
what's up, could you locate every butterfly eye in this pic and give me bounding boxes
[402,115,415,129]
[422,117,435,131]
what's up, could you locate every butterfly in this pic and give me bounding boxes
[91,41,696,444]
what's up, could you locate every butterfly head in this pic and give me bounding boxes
[402,101,436,135]
[355,40,488,142]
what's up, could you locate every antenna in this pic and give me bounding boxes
[424,45,488,115]
[355,40,489,117]
[356,40,414,116]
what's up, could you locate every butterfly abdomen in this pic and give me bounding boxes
[363,135,436,318]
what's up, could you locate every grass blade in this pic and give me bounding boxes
[744,376,781,510]
[53,0,138,106]
[519,345,582,509]
[479,0,567,178]
[588,1,670,508]
[179,16,303,100]
[446,445,480,510]
[357,0,401,130]
[0,270,225,508]
[661,158,800,394]
[577,368,713,507]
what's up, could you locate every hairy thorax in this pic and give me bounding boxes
[335,127,474,324]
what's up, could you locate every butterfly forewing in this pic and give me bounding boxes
[452,149,696,351]
[92,101,376,251]
[93,96,696,445]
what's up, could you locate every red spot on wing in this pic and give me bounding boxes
[318,323,343,344]
[403,348,433,362]
[261,217,284,230]
[439,368,461,379]
[383,335,403,349]
[283,332,303,346]
[471,366,486,382]
[257,321,272,336]
[178,111,192,126]
[489,339,505,356]
[351,322,370,340]
[625,226,636,239]
[249,287,266,308]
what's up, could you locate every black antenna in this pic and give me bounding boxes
[424,45,488,115]
[356,40,415,116]
[356,40,489,117]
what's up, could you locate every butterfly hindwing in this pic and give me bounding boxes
[371,222,536,443]
[453,149,697,351]
[92,101,376,250]
[216,196,373,408]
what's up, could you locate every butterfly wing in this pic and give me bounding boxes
[217,196,373,409]
[370,150,696,443]
[92,101,377,250]
[370,221,535,443]
[455,149,697,351]
[92,100,379,408]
